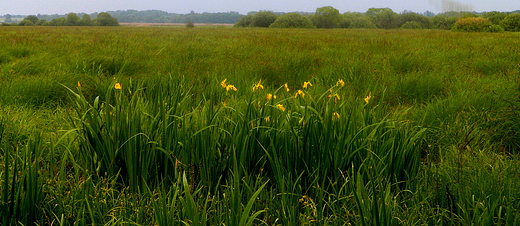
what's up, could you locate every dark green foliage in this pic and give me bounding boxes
[25,15,39,24]
[341,12,377,28]
[93,12,119,26]
[397,11,431,28]
[365,8,398,29]
[482,11,508,24]
[500,13,520,31]
[269,13,314,28]
[65,13,81,26]
[313,6,342,28]
[234,14,253,27]
[17,19,34,26]
[432,15,459,29]
[79,14,93,26]
[251,11,278,27]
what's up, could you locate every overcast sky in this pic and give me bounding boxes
[2,0,519,15]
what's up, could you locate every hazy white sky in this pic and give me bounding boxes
[2,0,519,15]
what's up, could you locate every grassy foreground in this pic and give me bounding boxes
[0,26,520,225]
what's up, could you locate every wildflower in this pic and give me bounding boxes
[364,92,372,104]
[77,81,81,87]
[295,90,305,98]
[267,94,277,100]
[333,94,340,105]
[226,85,237,92]
[284,83,290,92]
[114,83,122,90]
[220,79,227,88]
[276,104,285,112]
[332,112,340,120]
[303,81,313,89]
[265,117,270,122]
[252,80,264,92]
[336,79,345,87]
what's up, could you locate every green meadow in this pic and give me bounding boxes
[1,26,519,225]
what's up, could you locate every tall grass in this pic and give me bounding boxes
[0,27,519,224]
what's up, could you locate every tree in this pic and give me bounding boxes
[365,8,397,29]
[270,13,314,28]
[5,14,12,23]
[396,11,431,29]
[500,13,520,31]
[65,13,80,26]
[234,14,253,27]
[49,17,66,26]
[341,12,376,28]
[80,14,93,26]
[24,15,39,24]
[251,11,277,27]
[18,19,35,26]
[432,15,458,29]
[313,6,341,28]
[94,12,119,26]
[482,11,508,24]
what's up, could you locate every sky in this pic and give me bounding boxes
[2,0,519,16]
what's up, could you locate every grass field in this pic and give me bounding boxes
[0,26,519,225]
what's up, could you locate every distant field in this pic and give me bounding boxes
[0,27,519,225]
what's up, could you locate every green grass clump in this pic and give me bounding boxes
[0,27,519,225]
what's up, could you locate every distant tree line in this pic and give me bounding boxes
[2,8,520,31]
[235,6,520,32]
[3,12,118,26]
[107,10,242,24]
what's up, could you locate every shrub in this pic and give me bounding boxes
[482,11,508,24]
[313,6,342,29]
[397,11,431,28]
[499,13,520,31]
[186,20,195,28]
[251,11,277,27]
[234,14,253,27]
[451,17,503,32]
[341,12,377,28]
[350,17,377,28]
[432,15,458,29]
[269,13,314,28]
[18,19,35,26]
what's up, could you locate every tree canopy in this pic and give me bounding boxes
[270,13,314,28]
[313,6,341,28]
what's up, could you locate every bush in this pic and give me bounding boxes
[313,6,342,28]
[269,13,314,28]
[234,14,253,27]
[499,13,520,31]
[251,11,277,27]
[350,17,377,28]
[186,20,195,28]
[18,19,34,26]
[397,11,431,28]
[432,15,458,29]
[451,17,503,32]
[93,12,119,26]
[482,11,508,24]
[341,12,377,28]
